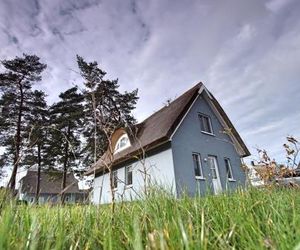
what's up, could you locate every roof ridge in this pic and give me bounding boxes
[138,82,202,125]
[86,81,206,175]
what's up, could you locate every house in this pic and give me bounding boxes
[247,165,265,187]
[18,170,89,204]
[87,82,250,204]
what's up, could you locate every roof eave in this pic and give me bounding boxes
[85,136,170,176]
[208,92,251,158]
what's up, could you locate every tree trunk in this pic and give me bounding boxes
[61,124,70,204]
[92,92,97,165]
[35,143,41,204]
[10,81,24,191]
[109,168,116,213]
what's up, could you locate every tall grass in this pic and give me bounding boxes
[0,188,300,249]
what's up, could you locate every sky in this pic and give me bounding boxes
[0,0,300,178]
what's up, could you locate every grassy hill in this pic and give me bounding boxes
[0,188,300,249]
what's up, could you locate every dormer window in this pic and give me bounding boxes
[114,134,130,154]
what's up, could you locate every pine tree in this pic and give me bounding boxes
[76,55,139,167]
[49,86,84,203]
[77,55,106,165]
[22,90,51,203]
[0,54,47,190]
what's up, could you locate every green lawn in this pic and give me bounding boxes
[0,188,300,249]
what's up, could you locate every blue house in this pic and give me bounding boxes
[87,83,250,204]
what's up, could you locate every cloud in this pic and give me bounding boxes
[265,0,295,13]
[0,0,299,165]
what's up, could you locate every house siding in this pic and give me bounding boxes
[21,193,76,204]
[171,93,246,197]
[92,147,176,204]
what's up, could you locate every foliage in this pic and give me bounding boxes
[49,86,84,170]
[0,188,300,249]
[22,90,51,203]
[0,54,47,189]
[0,53,138,201]
[76,55,106,165]
[252,136,300,185]
[22,90,51,168]
[48,87,84,200]
[284,136,300,168]
[76,55,139,166]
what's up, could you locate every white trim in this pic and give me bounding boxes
[192,152,204,178]
[202,93,246,156]
[170,93,200,140]
[201,131,215,136]
[199,84,212,99]
[224,158,234,180]
[125,184,133,189]
[112,170,118,189]
[208,155,223,194]
[170,85,213,140]
[198,112,214,135]
[169,85,247,157]
[114,134,130,154]
[195,176,206,180]
[125,165,133,186]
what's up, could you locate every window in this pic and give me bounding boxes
[198,113,213,134]
[224,158,234,180]
[112,170,118,189]
[192,153,204,178]
[125,166,133,186]
[114,134,130,153]
[208,156,218,179]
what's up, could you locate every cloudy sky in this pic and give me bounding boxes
[1,0,300,164]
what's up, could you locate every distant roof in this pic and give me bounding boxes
[87,82,250,175]
[20,170,80,194]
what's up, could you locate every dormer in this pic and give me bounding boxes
[114,133,130,154]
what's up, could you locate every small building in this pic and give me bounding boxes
[278,167,300,186]
[251,162,300,187]
[87,82,250,204]
[18,170,89,204]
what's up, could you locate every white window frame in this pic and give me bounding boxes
[114,134,130,154]
[192,153,205,179]
[198,113,214,135]
[224,158,235,181]
[112,170,118,190]
[125,165,133,187]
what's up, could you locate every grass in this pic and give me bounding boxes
[0,187,300,249]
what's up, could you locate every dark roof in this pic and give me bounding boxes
[87,82,250,175]
[20,170,80,194]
